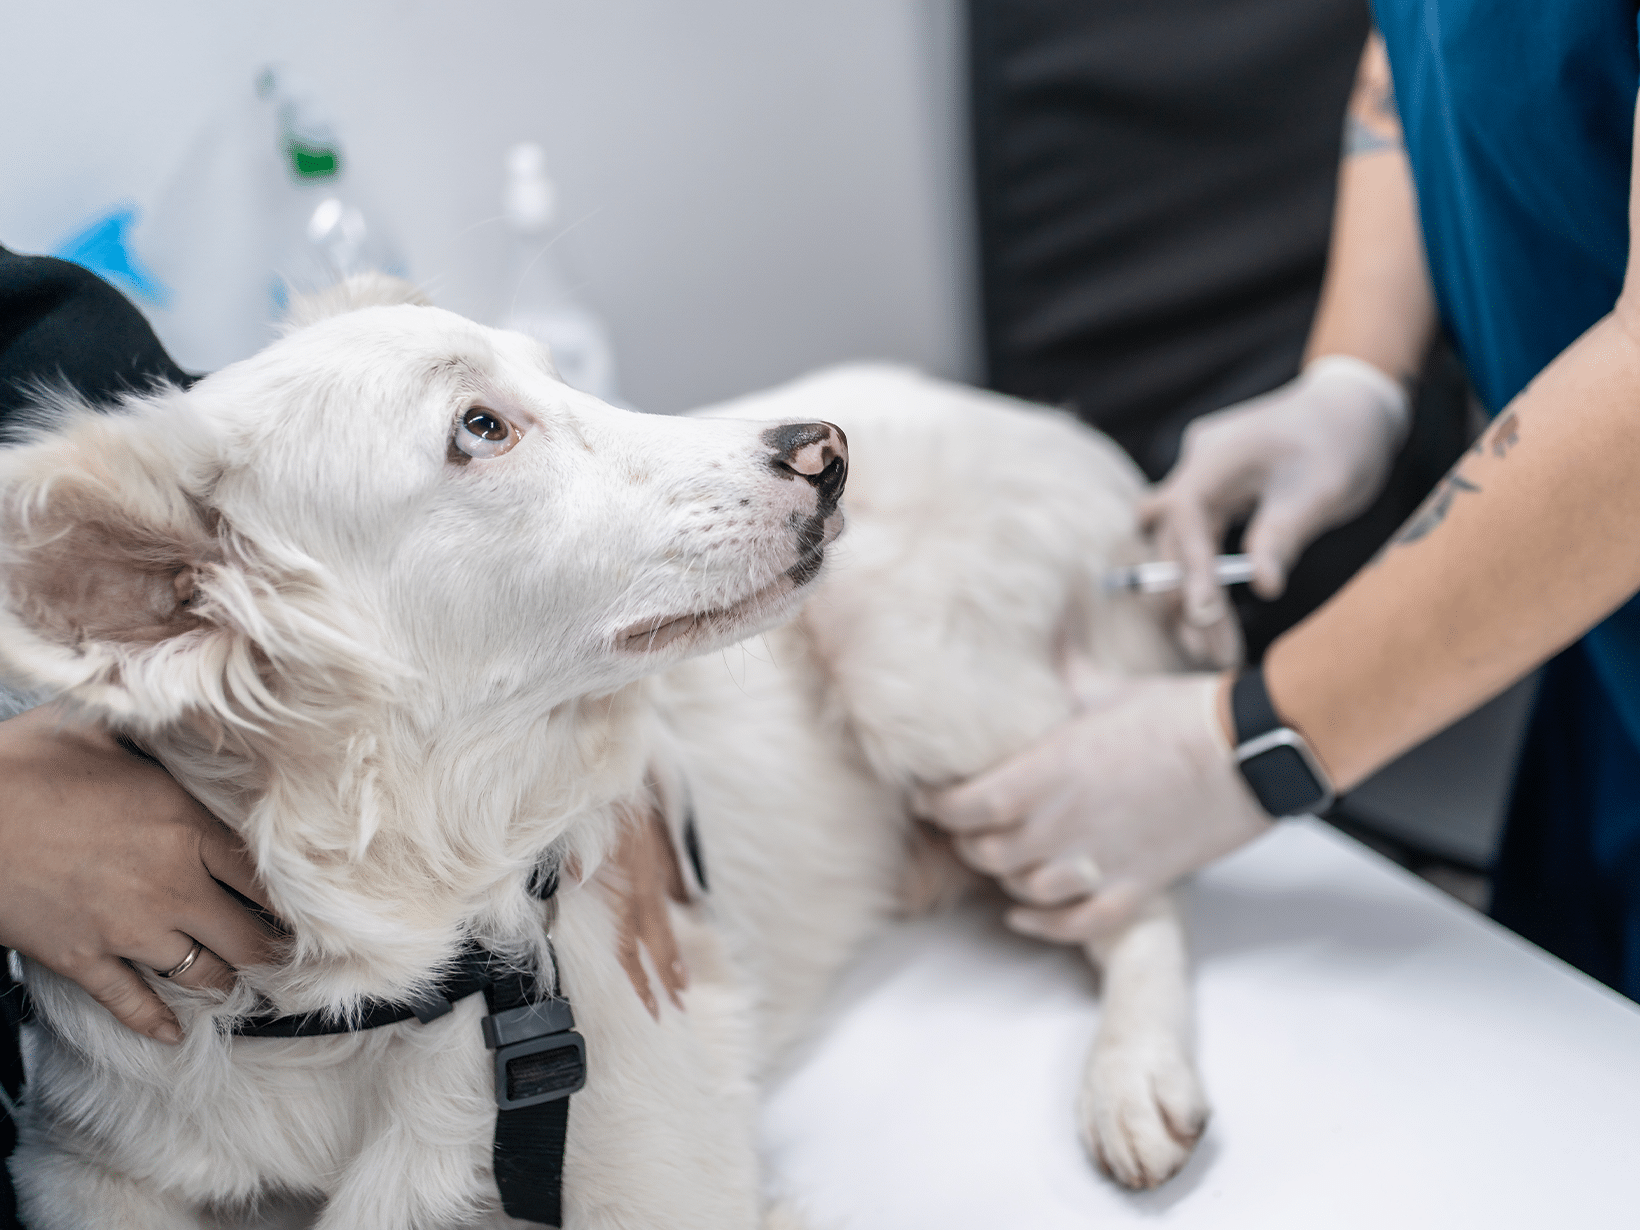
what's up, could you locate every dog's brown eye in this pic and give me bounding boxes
[452,406,520,460]
[465,408,507,440]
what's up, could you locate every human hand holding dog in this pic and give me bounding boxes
[0,703,278,1043]
[919,675,1271,942]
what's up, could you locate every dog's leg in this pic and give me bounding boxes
[10,1139,210,1230]
[312,1126,493,1230]
[1078,890,1209,1190]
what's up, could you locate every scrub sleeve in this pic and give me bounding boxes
[1372,0,1640,998]
[0,244,196,1228]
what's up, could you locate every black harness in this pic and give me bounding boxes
[233,865,585,1228]
[13,807,707,1227]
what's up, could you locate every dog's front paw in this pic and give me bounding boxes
[1078,1043,1209,1190]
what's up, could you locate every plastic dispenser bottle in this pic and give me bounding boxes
[498,143,620,403]
[262,68,408,315]
[133,67,406,371]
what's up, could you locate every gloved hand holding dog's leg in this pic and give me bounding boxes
[1142,355,1409,656]
[919,674,1272,942]
[0,704,279,1043]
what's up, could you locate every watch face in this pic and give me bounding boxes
[1240,742,1329,817]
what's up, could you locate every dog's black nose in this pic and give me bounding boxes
[765,421,848,508]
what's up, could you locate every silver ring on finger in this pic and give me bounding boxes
[155,939,205,980]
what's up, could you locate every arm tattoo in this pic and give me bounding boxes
[1367,78,1399,126]
[1345,35,1402,158]
[1392,471,1482,547]
[1488,411,1520,457]
[1377,410,1515,554]
[1345,114,1402,156]
[1380,412,1519,557]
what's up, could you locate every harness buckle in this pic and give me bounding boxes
[484,999,587,1110]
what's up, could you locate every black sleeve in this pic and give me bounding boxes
[0,246,195,1229]
[0,244,196,426]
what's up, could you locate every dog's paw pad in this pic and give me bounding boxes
[1079,1046,1209,1190]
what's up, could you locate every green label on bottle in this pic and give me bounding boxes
[287,140,340,180]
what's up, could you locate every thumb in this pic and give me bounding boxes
[921,731,1070,836]
[1144,493,1227,629]
[76,957,183,1044]
[1242,494,1325,600]
[1173,508,1229,629]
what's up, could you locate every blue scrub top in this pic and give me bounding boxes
[1375,0,1640,740]
[1373,0,1640,997]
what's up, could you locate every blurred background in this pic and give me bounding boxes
[1,0,977,412]
[0,0,1524,900]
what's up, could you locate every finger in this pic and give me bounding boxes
[1242,495,1321,600]
[128,931,206,980]
[1172,604,1245,670]
[75,956,183,1044]
[179,881,284,972]
[196,820,268,909]
[1135,486,1169,532]
[1063,667,1141,715]
[1166,505,1229,629]
[920,759,1038,835]
[906,784,938,821]
[128,933,236,995]
[1004,855,1103,907]
[1005,881,1145,944]
[955,829,1047,878]
[1199,614,1245,672]
[161,942,237,995]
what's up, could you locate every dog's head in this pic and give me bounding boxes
[0,289,847,993]
[0,292,848,737]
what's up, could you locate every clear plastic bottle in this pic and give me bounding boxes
[497,143,620,403]
[133,67,406,371]
[263,68,407,315]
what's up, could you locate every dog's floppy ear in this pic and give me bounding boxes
[0,393,374,731]
[281,272,432,333]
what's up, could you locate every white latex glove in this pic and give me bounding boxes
[919,675,1272,942]
[1143,354,1409,642]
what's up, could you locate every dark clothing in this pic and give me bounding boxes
[1377,1,1636,419]
[969,0,1369,479]
[1373,0,1640,1000]
[1495,643,1640,997]
[0,243,193,1228]
[967,0,1472,662]
[0,245,194,420]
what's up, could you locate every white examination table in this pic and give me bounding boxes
[762,818,1640,1230]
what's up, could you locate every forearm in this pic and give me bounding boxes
[1266,306,1640,788]
[1303,33,1438,384]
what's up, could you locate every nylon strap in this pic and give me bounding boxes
[230,856,575,1225]
[1230,665,1283,744]
[484,960,571,1226]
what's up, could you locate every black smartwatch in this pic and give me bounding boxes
[1230,667,1337,819]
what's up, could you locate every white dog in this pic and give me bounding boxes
[2,279,1208,1229]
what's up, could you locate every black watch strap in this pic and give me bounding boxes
[1230,667,1337,819]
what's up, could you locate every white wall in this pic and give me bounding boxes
[1,0,977,413]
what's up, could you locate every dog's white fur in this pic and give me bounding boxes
[2,281,1207,1228]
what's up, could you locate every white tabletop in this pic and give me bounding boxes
[761,818,1640,1229]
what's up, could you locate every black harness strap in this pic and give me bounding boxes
[483,962,580,1226]
[231,862,584,1227]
